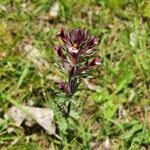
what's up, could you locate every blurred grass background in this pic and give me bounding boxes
[0,0,150,149]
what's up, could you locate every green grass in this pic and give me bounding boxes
[0,0,150,149]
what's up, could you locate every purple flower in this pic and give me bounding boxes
[54,46,65,59]
[55,28,100,116]
[74,58,100,76]
[55,28,100,94]
[56,28,98,58]
[89,57,101,66]
[57,82,66,92]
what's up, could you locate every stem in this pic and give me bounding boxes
[66,101,71,117]
[64,67,76,117]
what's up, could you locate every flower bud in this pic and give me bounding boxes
[56,28,67,44]
[89,57,100,66]
[54,46,65,59]
[57,82,66,92]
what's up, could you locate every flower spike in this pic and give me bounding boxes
[54,28,100,116]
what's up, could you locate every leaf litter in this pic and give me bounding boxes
[18,39,49,71]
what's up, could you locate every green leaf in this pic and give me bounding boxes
[102,101,117,120]
[121,124,143,140]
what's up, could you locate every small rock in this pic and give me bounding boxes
[49,2,59,19]
[7,127,14,134]
[7,106,56,135]
[102,137,111,150]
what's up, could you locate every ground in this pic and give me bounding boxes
[0,0,150,150]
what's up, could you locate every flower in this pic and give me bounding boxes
[55,28,100,94]
[89,57,101,66]
[54,46,65,59]
[74,57,101,76]
[56,28,98,57]
[55,28,100,116]
[57,82,66,92]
